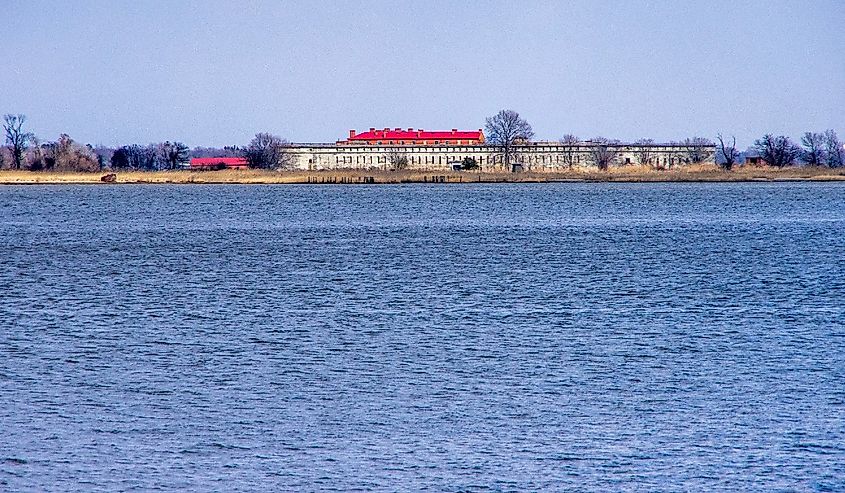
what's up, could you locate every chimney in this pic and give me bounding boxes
[349,129,355,139]
[394,127,401,132]
[408,127,413,132]
[452,128,457,134]
[384,127,389,132]
[369,127,375,132]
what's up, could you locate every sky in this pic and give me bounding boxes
[2,0,843,148]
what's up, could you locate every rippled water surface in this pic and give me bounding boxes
[1,183,844,491]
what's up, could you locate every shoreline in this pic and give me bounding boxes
[1,166,844,185]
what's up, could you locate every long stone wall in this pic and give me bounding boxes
[286,142,715,171]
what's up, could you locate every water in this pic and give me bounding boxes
[1,183,843,492]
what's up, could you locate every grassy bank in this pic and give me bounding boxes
[1,165,844,185]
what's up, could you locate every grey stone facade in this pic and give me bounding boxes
[286,141,715,171]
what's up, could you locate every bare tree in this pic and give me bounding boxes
[13,135,98,171]
[244,133,291,170]
[3,114,34,170]
[190,146,241,158]
[682,137,714,164]
[823,129,843,168]
[633,139,655,167]
[139,145,158,170]
[716,134,739,170]
[159,141,190,169]
[28,136,48,171]
[800,132,826,166]
[753,134,800,168]
[589,137,619,171]
[94,146,114,170]
[485,109,534,172]
[58,136,98,171]
[111,144,157,170]
[384,148,409,170]
[50,134,99,171]
[110,146,134,169]
[559,134,579,168]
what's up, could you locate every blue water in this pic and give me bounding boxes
[1,183,843,492]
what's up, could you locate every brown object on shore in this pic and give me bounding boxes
[100,173,117,183]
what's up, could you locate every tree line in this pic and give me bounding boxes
[4,111,843,172]
[422,112,842,172]
[713,131,843,170]
[483,109,843,172]
[1,114,292,171]
[484,110,722,172]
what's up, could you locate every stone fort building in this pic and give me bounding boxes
[284,128,715,171]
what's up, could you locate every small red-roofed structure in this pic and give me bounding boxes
[189,157,249,170]
[339,128,485,146]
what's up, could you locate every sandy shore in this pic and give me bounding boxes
[1,166,844,185]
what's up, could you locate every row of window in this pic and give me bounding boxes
[323,154,691,166]
[364,140,477,146]
[333,155,490,165]
[333,145,691,153]
[337,146,480,154]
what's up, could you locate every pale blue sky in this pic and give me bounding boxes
[2,0,843,148]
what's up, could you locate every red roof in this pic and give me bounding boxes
[190,157,248,167]
[347,128,484,142]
